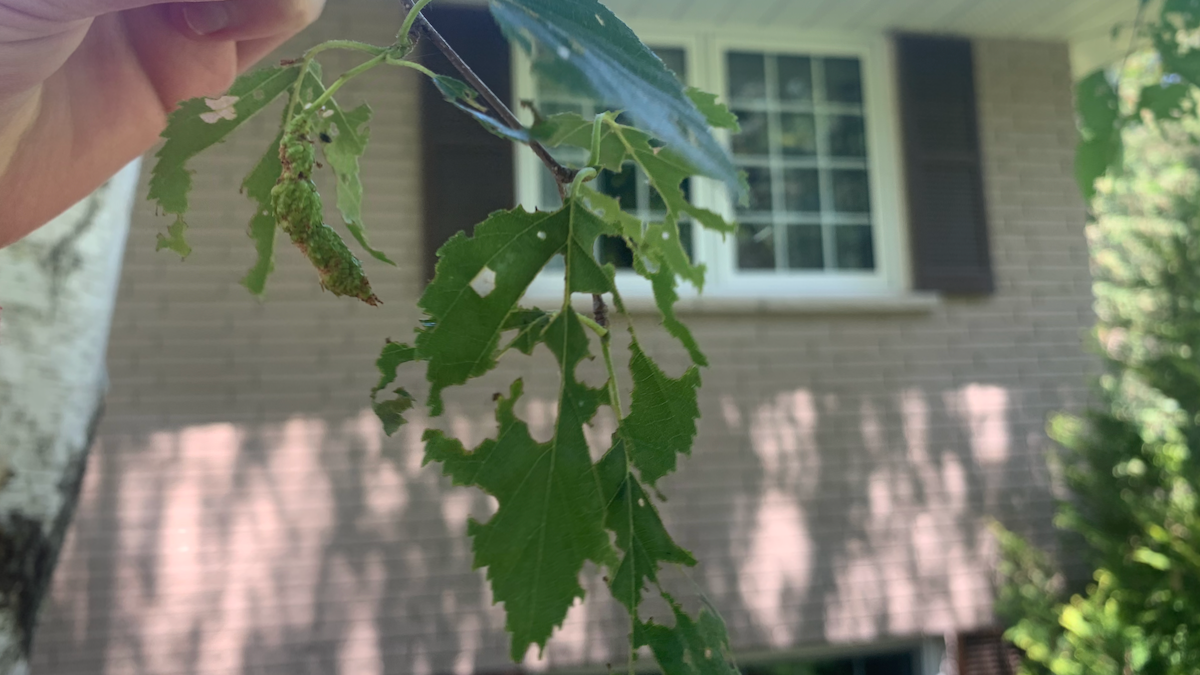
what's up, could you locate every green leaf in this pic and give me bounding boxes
[434,74,531,142]
[532,112,627,171]
[318,100,396,265]
[1132,547,1172,570]
[1074,70,1122,201]
[416,200,614,414]
[240,129,284,295]
[686,88,740,132]
[155,219,192,258]
[622,338,701,487]
[638,255,707,367]
[489,0,742,192]
[502,308,555,355]
[372,341,420,435]
[149,65,301,256]
[1137,82,1191,121]
[597,438,696,614]
[424,371,613,660]
[634,593,738,675]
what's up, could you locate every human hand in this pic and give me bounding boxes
[0,0,326,246]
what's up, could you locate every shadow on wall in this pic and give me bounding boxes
[30,373,1066,675]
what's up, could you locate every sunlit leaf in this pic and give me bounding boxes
[425,370,613,660]
[1138,82,1191,122]
[1075,70,1122,201]
[149,65,301,256]
[416,199,615,414]
[490,0,741,191]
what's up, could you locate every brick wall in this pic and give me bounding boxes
[30,6,1093,674]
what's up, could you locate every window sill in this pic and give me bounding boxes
[531,292,943,315]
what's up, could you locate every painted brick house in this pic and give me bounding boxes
[31,0,1131,674]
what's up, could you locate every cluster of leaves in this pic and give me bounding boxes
[997,10,1200,672]
[149,0,747,672]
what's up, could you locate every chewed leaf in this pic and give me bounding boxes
[372,341,421,435]
[425,374,612,661]
[622,337,702,486]
[490,0,741,192]
[149,65,301,254]
[686,88,740,132]
[634,254,706,367]
[318,98,396,265]
[240,127,285,295]
[634,593,738,675]
[416,198,615,414]
[598,438,696,614]
[155,218,192,258]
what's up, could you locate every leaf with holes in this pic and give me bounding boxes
[240,128,285,295]
[415,199,616,414]
[634,593,738,675]
[372,341,420,435]
[149,65,301,256]
[686,88,740,132]
[424,334,614,660]
[597,438,696,614]
[489,0,741,191]
[622,338,701,486]
[317,97,395,265]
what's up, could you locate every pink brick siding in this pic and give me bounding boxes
[30,6,1092,674]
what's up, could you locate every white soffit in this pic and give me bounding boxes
[434,0,1139,75]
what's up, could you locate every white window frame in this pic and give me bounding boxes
[512,24,913,303]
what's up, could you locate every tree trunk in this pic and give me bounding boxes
[0,161,140,675]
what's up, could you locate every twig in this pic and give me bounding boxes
[399,0,579,189]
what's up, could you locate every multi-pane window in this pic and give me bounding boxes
[533,47,691,269]
[727,52,875,273]
[742,650,915,675]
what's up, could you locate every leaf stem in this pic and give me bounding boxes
[397,0,578,188]
[387,58,438,79]
[399,0,437,44]
[308,52,390,113]
[601,332,624,422]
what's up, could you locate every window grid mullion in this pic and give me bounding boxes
[764,54,787,272]
[813,57,838,272]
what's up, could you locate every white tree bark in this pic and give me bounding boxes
[0,161,140,675]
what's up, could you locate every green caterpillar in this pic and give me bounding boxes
[272,114,380,306]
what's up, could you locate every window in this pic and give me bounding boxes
[530,46,693,271]
[742,650,915,675]
[727,52,874,273]
[514,31,911,300]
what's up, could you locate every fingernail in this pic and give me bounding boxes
[182,3,232,36]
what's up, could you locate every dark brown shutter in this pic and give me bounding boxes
[957,629,1020,675]
[418,6,515,283]
[897,35,994,295]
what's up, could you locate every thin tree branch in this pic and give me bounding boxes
[399,0,578,189]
